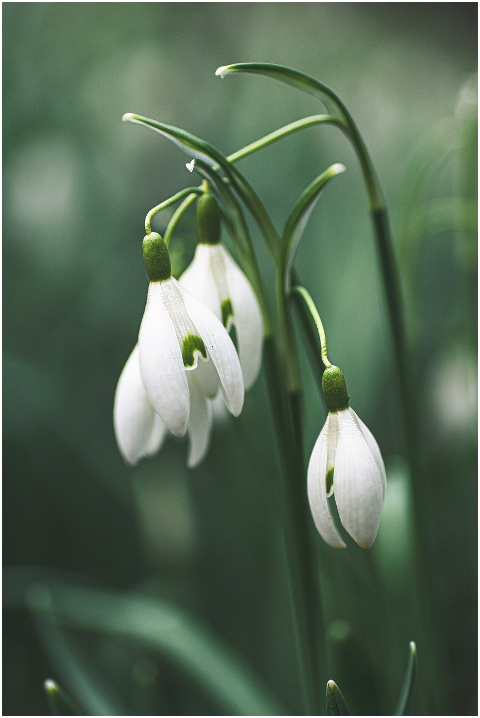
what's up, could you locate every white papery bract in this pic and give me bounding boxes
[307,407,386,549]
[179,243,263,389]
[113,344,214,468]
[138,276,244,437]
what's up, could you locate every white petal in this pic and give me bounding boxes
[179,245,222,320]
[187,372,213,468]
[333,409,385,549]
[178,280,244,417]
[113,346,156,465]
[326,411,339,497]
[194,356,220,398]
[138,282,189,437]
[348,407,387,496]
[307,416,346,549]
[145,413,167,457]
[220,246,263,389]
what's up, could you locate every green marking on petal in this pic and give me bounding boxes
[182,334,207,368]
[221,298,234,327]
[326,466,334,495]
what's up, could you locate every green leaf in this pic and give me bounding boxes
[122,113,280,261]
[216,63,346,124]
[395,641,418,716]
[280,163,345,291]
[215,62,382,211]
[326,680,350,715]
[43,679,82,716]
[30,581,283,717]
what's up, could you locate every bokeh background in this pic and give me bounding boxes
[3,3,477,716]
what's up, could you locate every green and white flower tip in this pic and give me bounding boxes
[113,232,244,467]
[179,194,263,389]
[308,365,386,549]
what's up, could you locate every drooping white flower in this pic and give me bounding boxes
[114,231,243,465]
[114,345,214,468]
[179,194,263,389]
[307,365,386,549]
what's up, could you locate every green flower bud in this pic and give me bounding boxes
[196,193,221,245]
[142,232,171,282]
[322,365,349,412]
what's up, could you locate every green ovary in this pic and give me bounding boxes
[182,334,207,368]
[221,298,233,326]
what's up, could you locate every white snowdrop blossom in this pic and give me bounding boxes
[179,194,263,389]
[308,365,386,549]
[113,231,244,467]
[114,345,214,468]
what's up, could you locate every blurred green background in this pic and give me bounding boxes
[3,3,477,716]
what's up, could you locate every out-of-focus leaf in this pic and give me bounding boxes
[31,586,125,716]
[43,679,83,716]
[29,580,283,716]
[395,641,418,715]
[326,679,350,715]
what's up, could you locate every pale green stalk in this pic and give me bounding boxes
[144,187,202,235]
[291,286,331,369]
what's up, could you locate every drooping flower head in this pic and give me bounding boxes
[179,194,263,389]
[114,231,244,467]
[308,365,386,549]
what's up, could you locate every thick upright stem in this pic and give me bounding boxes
[263,338,322,715]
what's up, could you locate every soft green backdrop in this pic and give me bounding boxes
[3,3,477,716]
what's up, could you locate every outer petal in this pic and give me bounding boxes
[307,415,347,549]
[186,372,213,468]
[139,282,189,437]
[145,413,168,457]
[179,245,222,320]
[348,407,387,496]
[114,346,156,465]
[333,409,385,548]
[178,280,244,417]
[221,246,263,389]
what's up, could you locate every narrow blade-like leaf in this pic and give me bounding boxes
[216,63,348,125]
[32,581,283,717]
[43,679,82,716]
[326,680,350,716]
[395,641,418,716]
[281,164,345,289]
[123,113,280,260]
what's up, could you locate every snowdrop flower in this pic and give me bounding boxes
[179,194,263,389]
[114,231,243,465]
[114,345,214,468]
[308,365,386,549]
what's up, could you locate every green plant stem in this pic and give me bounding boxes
[164,192,199,246]
[291,285,331,368]
[263,339,321,715]
[144,187,202,235]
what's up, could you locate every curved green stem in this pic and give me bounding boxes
[145,187,202,235]
[164,192,199,247]
[291,286,331,368]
